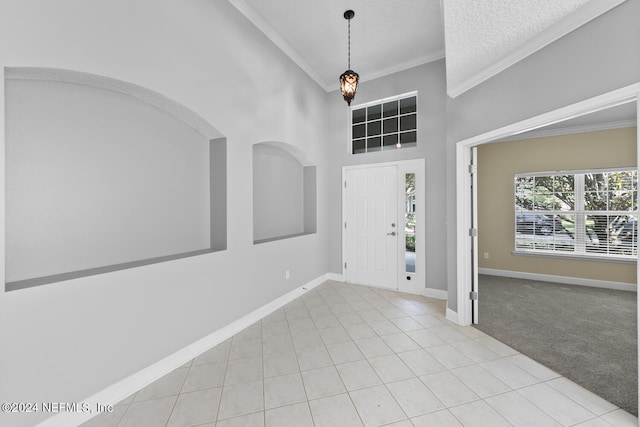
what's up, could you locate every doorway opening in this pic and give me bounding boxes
[456,83,640,326]
[455,83,640,415]
[342,159,425,295]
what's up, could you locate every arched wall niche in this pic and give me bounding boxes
[5,67,224,140]
[252,141,317,244]
[4,67,227,291]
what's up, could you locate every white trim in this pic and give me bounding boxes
[326,272,345,282]
[479,268,636,292]
[362,51,445,87]
[495,119,636,142]
[423,288,448,300]
[637,95,640,417]
[456,143,474,326]
[397,160,426,295]
[228,0,443,92]
[349,91,419,110]
[513,166,638,261]
[447,0,627,98]
[446,307,460,325]
[342,159,426,293]
[514,165,636,177]
[456,84,640,412]
[227,0,328,91]
[349,92,419,155]
[458,84,640,149]
[342,159,425,171]
[336,273,447,302]
[512,249,637,264]
[456,83,640,330]
[37,274,328,427]
[471,147,479,324]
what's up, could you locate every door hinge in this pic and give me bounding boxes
[344,181,347,188]
[469,228,477,237]
[469,291,478,300]
[344,262,347,269]
[344,222,347,229]
[468,164,477,174]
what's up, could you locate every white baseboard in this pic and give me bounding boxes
[478,268,637,292]
[446,307,461,325]
[326,272,345,282]
[38,274,329,427]
[328,274,448,302]
[423,288,448,300]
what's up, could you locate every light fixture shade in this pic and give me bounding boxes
[340,69,359,106]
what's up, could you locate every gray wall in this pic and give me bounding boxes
[5,78,211,283]
[0,1,329,426]
[445,0,640,310]
[1,0,638,424]
[253,143,305,242]
[327,60,448,293]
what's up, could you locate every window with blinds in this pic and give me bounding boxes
[514,168,638,259]
[350,92,417,154]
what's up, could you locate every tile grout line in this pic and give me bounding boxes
[162,365,191,427]
[89,281,634,427]
[313,286,367,427]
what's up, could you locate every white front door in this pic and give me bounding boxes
[345,165,398,289]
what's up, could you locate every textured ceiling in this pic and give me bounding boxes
[229,0,625,97]
[444,0,590,96]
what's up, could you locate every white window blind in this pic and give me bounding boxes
[514,168,637,260]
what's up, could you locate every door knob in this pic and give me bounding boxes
[387,231,396,236]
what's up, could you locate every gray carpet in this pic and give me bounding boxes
[474,274,637,415]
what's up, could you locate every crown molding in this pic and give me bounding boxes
[495,119,636,142]
[228,0,330,90]
[229,0,444,93]
[447,0,627,98]
[353,50,445,91]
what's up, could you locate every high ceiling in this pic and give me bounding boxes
[228,0,625,97]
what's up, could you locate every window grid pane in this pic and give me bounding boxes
[350,93,417,154]
[515,169,637,259]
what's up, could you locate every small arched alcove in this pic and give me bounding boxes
[252,141,317,244]
[4,67,227,290]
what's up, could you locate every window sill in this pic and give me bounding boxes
[512,249,637,264]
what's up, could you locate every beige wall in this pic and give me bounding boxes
[478,126,637,284]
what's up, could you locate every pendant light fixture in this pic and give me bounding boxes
[339,10,359,106]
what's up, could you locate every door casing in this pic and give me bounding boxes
[342,159,426,295]
[455,83,640,327]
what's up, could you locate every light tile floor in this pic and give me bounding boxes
[81,281,638,427]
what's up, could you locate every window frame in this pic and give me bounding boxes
[514,166,638,262]
[348,91,418,155]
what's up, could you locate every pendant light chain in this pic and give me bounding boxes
[347,16,351,70]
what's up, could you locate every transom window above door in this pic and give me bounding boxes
[350,92,417,154]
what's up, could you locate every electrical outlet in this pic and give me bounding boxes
[483,252,490,259]
[285,270,290,279]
